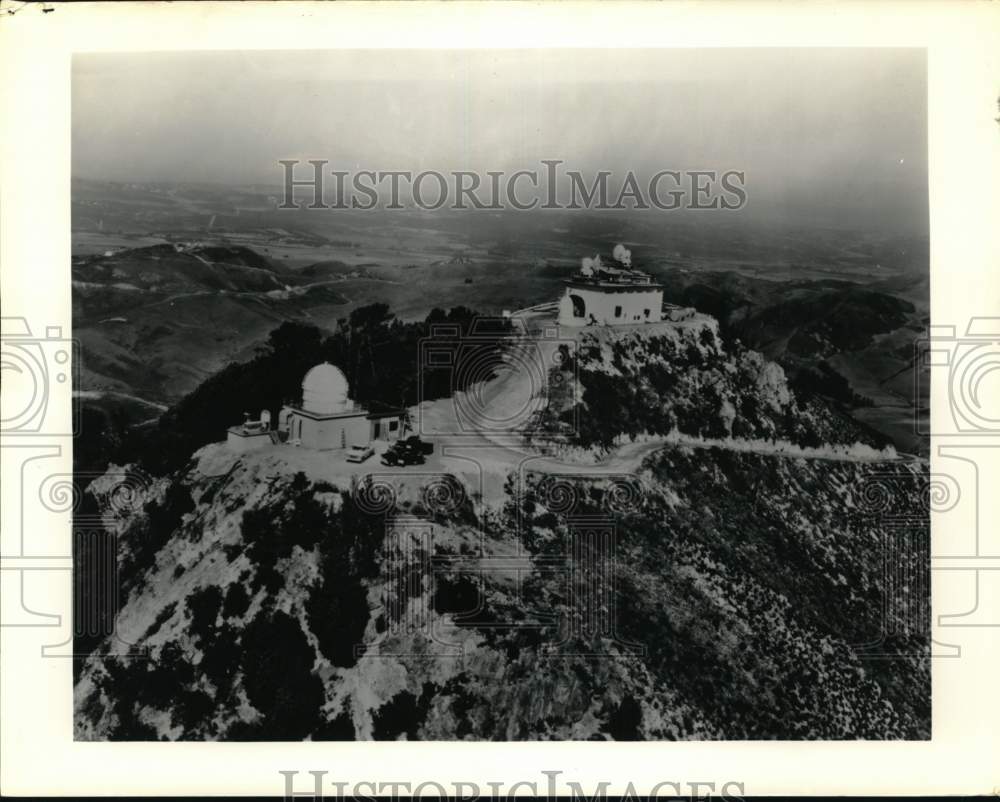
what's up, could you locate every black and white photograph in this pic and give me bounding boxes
[5,2,1000,796]
[64,46,936,743]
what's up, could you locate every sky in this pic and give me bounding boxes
[73,48,928,232]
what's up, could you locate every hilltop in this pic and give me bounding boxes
[71,237,928,458]
[651,269,928,454]
[532,315,895,456]
[74,313,929,740]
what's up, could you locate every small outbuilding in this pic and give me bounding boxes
[227,410,278,453]
[226,362,406,453]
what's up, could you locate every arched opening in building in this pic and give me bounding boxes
[569,294,586,318]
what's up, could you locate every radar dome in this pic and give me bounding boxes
[301,362,351,415]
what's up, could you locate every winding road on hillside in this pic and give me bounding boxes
[198,305,919,512]
[397,308,921,506]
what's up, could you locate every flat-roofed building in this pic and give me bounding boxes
[557,254,663,327]
[280,363,405,450]
[227,362,405,452]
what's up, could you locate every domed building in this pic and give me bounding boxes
[280,362,405,451]
[228,361,405,453]
[301,362,353,416]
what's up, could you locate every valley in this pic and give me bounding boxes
[72,179,929,455]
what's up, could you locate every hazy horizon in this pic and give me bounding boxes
[73,48,928,233]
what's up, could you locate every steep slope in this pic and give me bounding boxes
[74,319,929,741]
[72,244,350,403]
[73,443,929,741]
[650,268,928,454]
[541,317,893,453]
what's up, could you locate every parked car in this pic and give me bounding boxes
[402,435,434,455]
[380,439,426,467]
[345,444,374,463]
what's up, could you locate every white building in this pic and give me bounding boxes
[227,362,405,453]
[226,410,277,453]
[557,255,663,327]
[280,363,405,450]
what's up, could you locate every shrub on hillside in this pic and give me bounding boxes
[240,611,324,740]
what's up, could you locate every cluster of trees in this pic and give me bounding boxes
[493,455,930,739]
[83,471,394,740]
[557,330,781,450]
[115,304,510,475]
[545,328,886,453]
[239,471,384,670]
[789,360,875,408]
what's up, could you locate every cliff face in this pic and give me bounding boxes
[541,317,894,454]
[75,319,929,741]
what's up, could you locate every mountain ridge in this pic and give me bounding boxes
[74,315,929,741]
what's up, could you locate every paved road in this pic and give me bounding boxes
[205,307,921,509]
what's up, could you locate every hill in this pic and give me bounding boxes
[73,316,929,741]
[73,441,928,740]
[72,243,353,405]
[651,269,928,454]
[82,307,510,478]
[536,317,894,454]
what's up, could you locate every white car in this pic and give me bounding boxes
[345,444,374,463]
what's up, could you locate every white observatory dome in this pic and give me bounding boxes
[301,362,352,415]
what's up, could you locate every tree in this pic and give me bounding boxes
[240,611,323,740]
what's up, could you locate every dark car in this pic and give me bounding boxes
[380,440,427,467]
[402,435,434,455]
